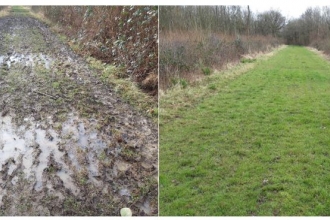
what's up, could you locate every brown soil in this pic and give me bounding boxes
[0,13,158,216]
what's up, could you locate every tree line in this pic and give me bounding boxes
[160,6,330,49]
[160,6,286,37]
[283,6,330,48]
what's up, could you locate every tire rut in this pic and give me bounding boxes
[0,15,157,216]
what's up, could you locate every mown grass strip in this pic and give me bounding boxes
[10,6,30,16]
[160,46,330,216]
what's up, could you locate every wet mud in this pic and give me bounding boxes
[0,15,157,216]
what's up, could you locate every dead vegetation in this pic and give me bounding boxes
[159,31,281,90]
[30,6,158,97]
[159,6,284,91]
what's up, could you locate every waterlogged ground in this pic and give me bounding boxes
[0,14,157,216]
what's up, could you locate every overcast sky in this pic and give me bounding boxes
[249,3,325,19]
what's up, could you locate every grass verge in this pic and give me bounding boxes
[159,46,285,126]
[160,46,330,216]
[0,6,10,17]
[9,6,30,15]
[159,30,281,90]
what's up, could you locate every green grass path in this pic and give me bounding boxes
[160,46,330,216]
[10,6,30,16]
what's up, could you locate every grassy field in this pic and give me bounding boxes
[159,46,330,216]
[10,6,29,13]
[0,6,29,17]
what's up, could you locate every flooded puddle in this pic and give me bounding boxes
[0,113,113,200]
[0,112,156,215]
[0,15,158,215]
[0,52,53,69]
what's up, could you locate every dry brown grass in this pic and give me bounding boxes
[0,6,10,17]
[307,46,330,62]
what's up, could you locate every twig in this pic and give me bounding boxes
[32,90,58,100]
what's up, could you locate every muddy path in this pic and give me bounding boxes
[0,13,157,216]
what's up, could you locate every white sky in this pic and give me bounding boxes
[248,3,326,19]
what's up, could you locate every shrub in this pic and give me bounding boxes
[241,58,256,63]
[31,6,158,96]
[208,84,216,90]
[171,78,188,88]
[202,67,211,75]
[159,31,281,90]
